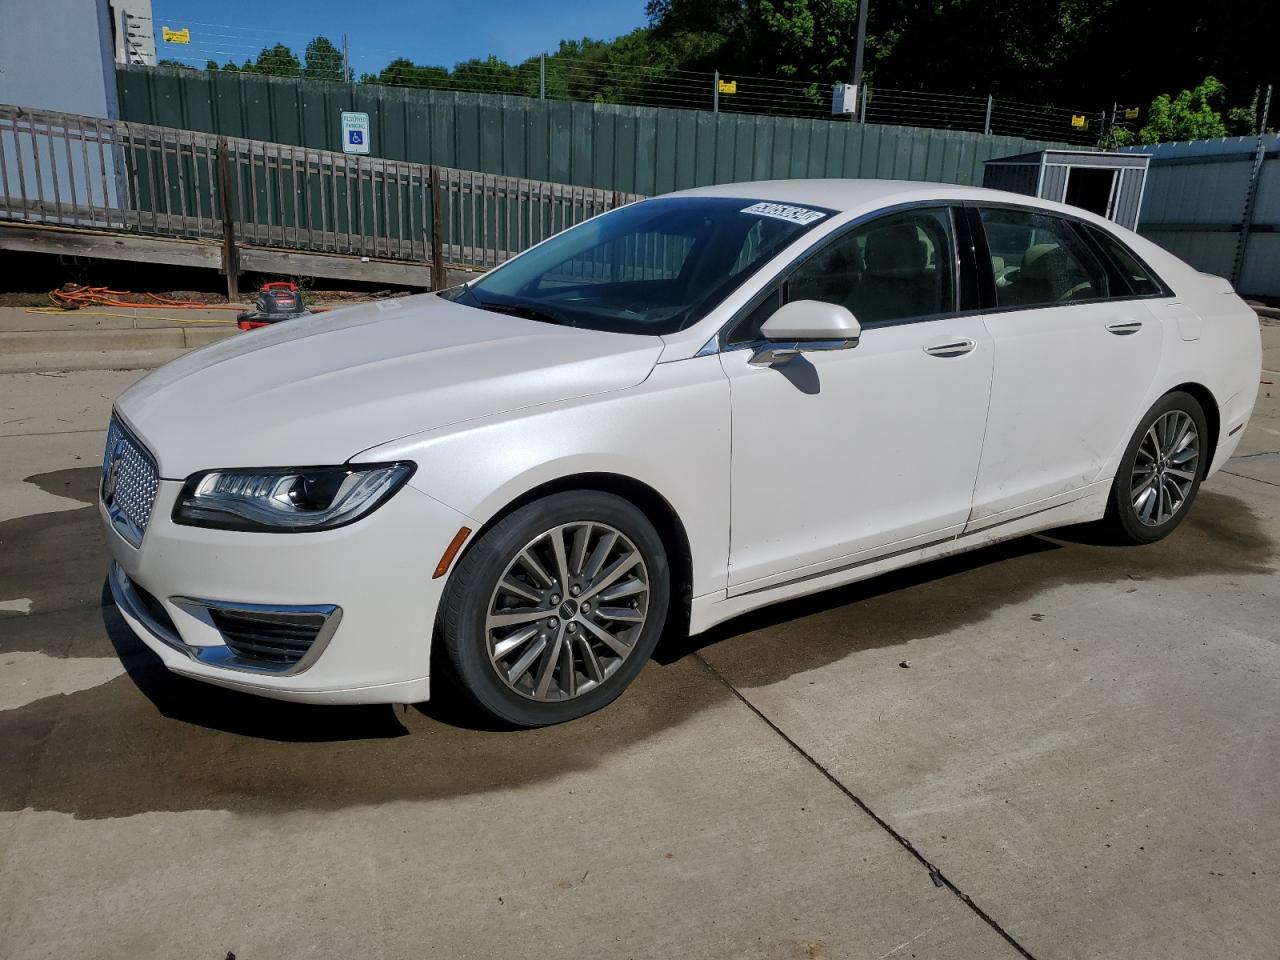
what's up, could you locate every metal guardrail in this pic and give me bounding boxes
[0,104,641,292]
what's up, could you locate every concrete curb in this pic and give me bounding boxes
[0,348,194,374]
[0,326,236,355]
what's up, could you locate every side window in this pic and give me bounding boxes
[786,208,956,325]
[722,208,956,345]
[978,207,1107,308]
[1083,224,1165,296]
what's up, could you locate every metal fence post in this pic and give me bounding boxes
[216,136,240,301]
[539,54,546,100]
[429,164,448,290]
[858,87,868,123]
[1232,136,1268,287]
[984,95,993,135]
[713,71,720,113]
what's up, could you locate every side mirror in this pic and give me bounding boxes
[750,299,862,367]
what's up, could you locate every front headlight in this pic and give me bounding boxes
[172,462,415,532]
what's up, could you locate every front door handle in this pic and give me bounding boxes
[924,338,976,358]
[1106,319,1143,335]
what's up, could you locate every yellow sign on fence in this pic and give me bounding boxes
[1124,106,1140,120]
[1070,114,1088,129]
[162,27,190,44]
[718,79,737,95]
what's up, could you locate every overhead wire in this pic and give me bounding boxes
[151,26,1109,142]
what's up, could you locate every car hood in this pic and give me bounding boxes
[116,294,664,478]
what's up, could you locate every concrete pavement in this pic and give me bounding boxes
[0,325,1277,959]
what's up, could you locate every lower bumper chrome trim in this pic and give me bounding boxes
[109,561,342,677]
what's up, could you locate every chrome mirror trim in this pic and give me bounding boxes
[748,337,859,367]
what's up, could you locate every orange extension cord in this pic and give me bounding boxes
[48,285,244,310]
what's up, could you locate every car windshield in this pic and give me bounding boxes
[444,196,834,335]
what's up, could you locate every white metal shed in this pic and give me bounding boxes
[982,150,1152,230]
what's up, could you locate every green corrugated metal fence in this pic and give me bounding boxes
[117,65,1066,196]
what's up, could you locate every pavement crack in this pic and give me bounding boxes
[1227,450,1280,460]
[0,427,105,439]
[1221,469,1280,489]
[692,651,1042,960]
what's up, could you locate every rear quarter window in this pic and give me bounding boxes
[1082,224,1166,297]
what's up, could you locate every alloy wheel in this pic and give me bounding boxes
[485,522,650,702]
[1131,410,1200,527]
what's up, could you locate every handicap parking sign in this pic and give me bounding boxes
[341,112,370,155]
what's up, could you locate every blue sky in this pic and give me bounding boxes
[151,0,649,76]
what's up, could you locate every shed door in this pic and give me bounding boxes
[1064,167,1116,218]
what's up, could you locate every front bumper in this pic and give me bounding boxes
[102,476,475,704]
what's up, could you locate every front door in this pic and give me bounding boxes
[719,206,995,594]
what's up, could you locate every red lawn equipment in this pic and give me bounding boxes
[237,281,311,330]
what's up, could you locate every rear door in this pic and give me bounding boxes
[967,205,1163,529]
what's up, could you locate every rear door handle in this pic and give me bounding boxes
[1106,319,1143,335]
[924,338,976,358]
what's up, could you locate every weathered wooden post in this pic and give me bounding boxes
[429,165,448,291]
[216,137,240,301]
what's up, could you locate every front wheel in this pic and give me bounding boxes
[1103,391,1209,544]
[437,491,670,727]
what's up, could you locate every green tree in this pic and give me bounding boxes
[370,57,452,88]
[1138,76,1229,143]
[252,43,302,77]
[746,0,861,79]
[303,36,346,82]
[451,56,522,94]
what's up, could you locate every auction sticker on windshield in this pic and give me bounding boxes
[740,202,827,225]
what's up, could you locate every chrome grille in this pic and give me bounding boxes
[102,417,159,547]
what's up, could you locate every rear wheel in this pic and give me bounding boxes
[1104,391,1208,544]
[438,491,669,727]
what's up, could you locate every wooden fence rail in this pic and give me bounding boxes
[0,103,642,295]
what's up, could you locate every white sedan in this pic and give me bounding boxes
[100,180,1262,726]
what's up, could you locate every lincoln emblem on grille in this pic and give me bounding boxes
[102,435,127,506]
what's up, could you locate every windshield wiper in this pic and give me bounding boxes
[469,297,576,328]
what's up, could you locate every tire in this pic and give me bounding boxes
[437,491,670,727]
[1103,390,1209,545]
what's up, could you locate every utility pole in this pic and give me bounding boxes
[341,33,350,83]
[849,0,870,121]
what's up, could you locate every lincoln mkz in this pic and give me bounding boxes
[100,180,1262,726]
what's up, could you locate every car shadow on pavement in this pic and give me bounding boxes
[1,467,1275,819]
[656,536,1063,665]
[656,488,1276,686]
[99,582,414,743]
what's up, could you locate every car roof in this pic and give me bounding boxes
[666,178,1080,218]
